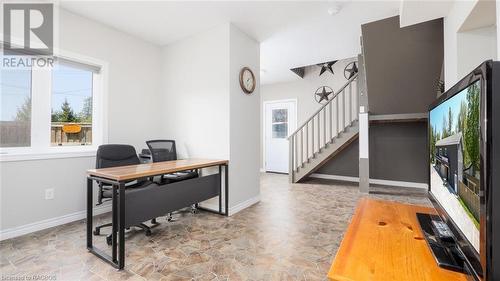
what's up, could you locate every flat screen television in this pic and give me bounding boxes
[425,60,500,280]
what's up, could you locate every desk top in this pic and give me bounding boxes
[87,159,228,181]
[328,198,468,281]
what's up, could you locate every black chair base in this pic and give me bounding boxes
[93,223,112,235]
[96,218,159,245]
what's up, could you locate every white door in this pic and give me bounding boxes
[265,100,296,173]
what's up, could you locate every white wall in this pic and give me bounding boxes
[457,25,497,78]
[229,25,260,207]
[161,23,260,213]
[161,25,230,160]
[260,57,356,169]
[443,0,497,89]
[0,9,163,233]
[444,0,477,89]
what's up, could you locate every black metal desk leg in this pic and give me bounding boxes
[225,164,229,216]
[111,185,118,262]
[86,178,93,248]
[219,165,222,214]
[118,182,126,269]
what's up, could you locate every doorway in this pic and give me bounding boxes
[264,99,297,173]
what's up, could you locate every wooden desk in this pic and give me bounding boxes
[87,159,228,181]
[86,159,228,269]
[328,198,469,281]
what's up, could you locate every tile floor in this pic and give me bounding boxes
[0,173,430,281]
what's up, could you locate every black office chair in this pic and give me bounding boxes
[146,140,199,183]
[93,144,158,245]
[146,140,199,217]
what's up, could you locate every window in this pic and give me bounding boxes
[51,63,93,146]
[0,67,32,147]
[272,109,288,138]
[0,53,105,159]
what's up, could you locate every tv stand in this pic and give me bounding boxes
[416,213,467,273]
[328,198,469,281]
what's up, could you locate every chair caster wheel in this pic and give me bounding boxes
[93,228,100,235]
[191,209,198,214]
[145,230,152,236]
[106,235,112,245]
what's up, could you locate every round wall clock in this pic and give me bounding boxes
[239,67,256,94]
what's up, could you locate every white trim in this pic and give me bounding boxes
[369,178,428,189]
[0,148,97,162]
[369,113,428,121]
[310,173,359,183]
[229,195,261,215]
[0,204,111,241]
[0,48,109,160]
[309,173,428,189]
[262,98,298,171]
[199,195,260,216]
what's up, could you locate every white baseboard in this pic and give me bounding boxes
[2,194,262,241]
[199,195,261,216]
[311,173,359,183]
[309,173,428,189]
[230,195,261,215]
[0,204,111,241]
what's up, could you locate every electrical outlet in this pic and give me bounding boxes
[45,188,54,200]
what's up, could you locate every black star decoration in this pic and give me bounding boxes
[316,86,333,103]
[318,60,337,76]
[344,62,358,80]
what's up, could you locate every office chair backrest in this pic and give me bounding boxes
[96,144,140,169]
[146,140,177,162]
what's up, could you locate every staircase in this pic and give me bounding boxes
[288,74,359,183]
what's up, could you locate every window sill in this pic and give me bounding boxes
[0,147,97,162]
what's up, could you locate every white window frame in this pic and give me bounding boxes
[0,48,109,162]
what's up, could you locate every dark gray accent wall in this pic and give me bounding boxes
[369,122,428,183]
[316,140,359,177]
[316,122,428,183]
[361,16,443,115]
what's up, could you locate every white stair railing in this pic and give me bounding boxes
[288,74,359,181]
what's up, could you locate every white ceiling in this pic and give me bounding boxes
[60,1,400,85]
[399,0,453,28]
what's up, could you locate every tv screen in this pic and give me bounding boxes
[429,79,481,253]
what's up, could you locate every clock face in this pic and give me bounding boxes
[239,67,255,94]
[243,70,254,90]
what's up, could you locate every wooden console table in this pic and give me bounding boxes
[328,198,468,281]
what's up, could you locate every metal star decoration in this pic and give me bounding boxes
[343,61,358,80]
[315,86,334,104]
[317,60,337,76]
